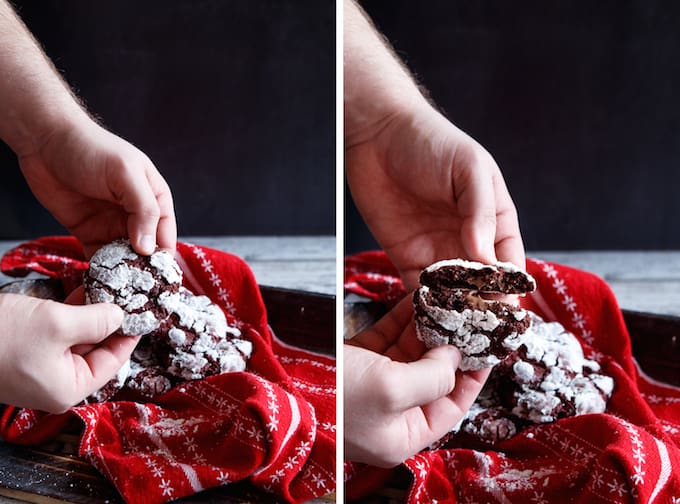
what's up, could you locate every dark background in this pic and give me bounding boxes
[0,0,334,239]
[346,1,680,253]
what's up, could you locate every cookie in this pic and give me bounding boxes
[125,361,174,401]
[85,239,182,337]
[84,359,131,404]
[414,259,535,371]
[84,240,253,402]
[419,259,536,294]
[496,313,614,423]
[455,313,614,444]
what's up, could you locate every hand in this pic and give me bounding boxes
[16,114,176,257]
[0,293,137,413]
[346,105,525,291]
[344,296,490,467]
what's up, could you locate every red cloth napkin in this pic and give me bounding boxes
[0,237,336,504]
[344,252,680,503]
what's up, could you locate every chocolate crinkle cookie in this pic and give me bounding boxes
[414,259,536,371]
[83,240,252,403]
[454,313,614,445]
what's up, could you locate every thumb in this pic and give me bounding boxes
[60,303,125,346]
[386,345,462,411]
[71,334,139,399]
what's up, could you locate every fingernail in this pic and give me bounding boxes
[139,234,156,255]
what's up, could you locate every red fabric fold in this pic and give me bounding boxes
[0,237,335,504]
[345,252,680,503]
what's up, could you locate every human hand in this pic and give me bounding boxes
[346,105,524,291]
[16,113,176,258]
[344,296,490,467]
[0,293,137,413]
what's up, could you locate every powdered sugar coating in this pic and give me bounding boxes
[122,311,159,337]
[84,240,253,402]
[84,359,131,404]
[453,313,615,444]
[149,251,182,285]
[85,240,181,337]
[414,260,534,371]
[425,258,524,275]
[126,361,173,400]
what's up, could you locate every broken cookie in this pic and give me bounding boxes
[414,259,536,371]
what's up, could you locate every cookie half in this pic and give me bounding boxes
[414,259,535,371]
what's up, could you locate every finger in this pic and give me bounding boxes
[59,303,124,345]
[109,159,162,256]
[71,334,139,398]
[418,367,491,441]
[145,167,177,252]
[381,345,461,411]
[349,295,415,354]
[493,174,526,268]
[71,343,96,355]
[453,147,499,264]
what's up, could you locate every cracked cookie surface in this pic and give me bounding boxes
[84,240,252,402]
[414,259,535,371]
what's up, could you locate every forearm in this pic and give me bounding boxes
[0,0,87,156]
[343,0,429,147]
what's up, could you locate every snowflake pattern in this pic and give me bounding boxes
[16,409,35,433]
[190,245,237,317]
[622,419,645,491]
[662,422,679,435]
[276,355,336,374]
[215,470,231,485]
[159,478,174,498]
[642,393,680,406]
[292,379,336,396]
[540,262,594,346]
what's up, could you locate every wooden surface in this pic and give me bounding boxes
[531,251,680,317]
[0,236,336,296]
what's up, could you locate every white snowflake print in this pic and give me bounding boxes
[662,423,679,435]
[552,278,567,295]
[562,295,577,312]
[269,468,285,484]
[216,470,231,484]
[159,479,174,498]
[183,436,198,453]
[284,455,299,471]
[531,491,550,504]
[201,259,214,273]
[267,416,280,432]
[606,479,627,497]
[311,472,326,489]
[296,441,311,458]
[247,426,264,443]
[321,422,336,432]
[571,312,586,329]
[191,246,237,315]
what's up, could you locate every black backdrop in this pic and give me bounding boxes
[0,0,335,239]
[346,1,680,253]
